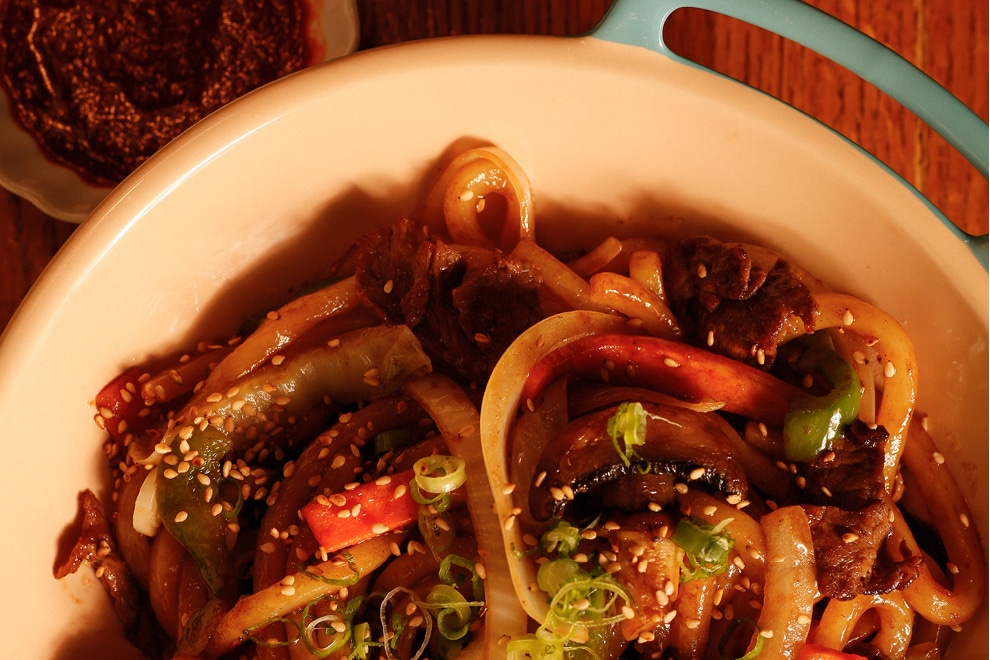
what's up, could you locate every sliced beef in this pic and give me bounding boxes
[664,236,815,369]
[55,490,168,658]
[803,502,922,599]
[793,420,889,510]
[354,217,543,383]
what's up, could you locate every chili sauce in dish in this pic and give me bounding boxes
[0,0,311,186]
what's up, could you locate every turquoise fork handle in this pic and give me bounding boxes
[591,0,989,267]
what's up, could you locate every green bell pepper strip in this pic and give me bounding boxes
[157,324,432,594]
[782,335,862,462]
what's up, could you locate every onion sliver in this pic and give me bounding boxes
[479,310,633,623]
[133,467,161,537]
[403,374,526,660]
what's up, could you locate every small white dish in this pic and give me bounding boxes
[0,0,359,223]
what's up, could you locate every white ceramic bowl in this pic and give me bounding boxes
[0,29,985,659]
[0,0,359,223]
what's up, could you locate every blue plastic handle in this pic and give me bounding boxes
[591,0,989,268]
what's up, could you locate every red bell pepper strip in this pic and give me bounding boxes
[796,643,868,660]
[301,468,420,555]
[94,366,156,442]
[520,334,798,428]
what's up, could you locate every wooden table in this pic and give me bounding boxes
[1,0,986,333]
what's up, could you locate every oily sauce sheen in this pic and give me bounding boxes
[0,0,310,185]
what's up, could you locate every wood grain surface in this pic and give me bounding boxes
[1,0,986,332]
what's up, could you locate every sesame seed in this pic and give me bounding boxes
[163,468,178,480]
[383,279,394,294]
[561,485,575,500]
[621,605,636,619]
[638,631,656,644]
[842,309,855,326]
[707,330,715,346]
[372,523,389,535]
[884,361,897,378]
[534,471,547,487]
[663,357,680,368]
[573,598,591,611]
[674,483,689,495]
[821,486,833,497]
[759,629,774,639]
[960,513,971,528]
[702,505,717,516]
[503,515,516,531]
[393,484,407,499]
[685,619,701,630]
[580,529,597,540]
[502,483,517,495]
[688,467,706,481]
[664,579,675,596]
[655,590,669,606]
[663,610,678,624]
[331,455,346,469]
[475,562,487,580]
[280,585,296,597]
[947,562,960,574]
[842,532,859,543]
[174,511,189,523]
[550,487,566,501]
[932,451,945,465]
[648,502,662,513]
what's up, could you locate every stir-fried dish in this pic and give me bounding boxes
[57,147,985,660]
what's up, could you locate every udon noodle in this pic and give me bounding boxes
[58,147,985,660]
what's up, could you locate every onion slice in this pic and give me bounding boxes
[478,310,633,624]
[132,467,161,537]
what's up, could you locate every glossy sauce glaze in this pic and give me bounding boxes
[0,0,310,185]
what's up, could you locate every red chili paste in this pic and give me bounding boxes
[0,0,311,185]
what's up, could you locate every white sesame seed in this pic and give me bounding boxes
[842,309,855,326]
[372,523,389,535]
[174,511,189,523]
[884,361,897,378]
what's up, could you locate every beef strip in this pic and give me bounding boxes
[664,236,815,369]
[803,502,922,599]
[54,489,168,658]
[354,217,542,383]
[792,420,889,510]
[788,422,921,599]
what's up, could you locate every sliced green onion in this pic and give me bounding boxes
[537,558,583,597]
[670,516,736,582]
[439,554,485,602]
[426,584,473,640]
[245,616,302,648]
[717,617,765,660]
[300,551,362,586]
[413,455,467,494]
[539,519,583,558]
[348,622,380,660]
[606,402,647,467]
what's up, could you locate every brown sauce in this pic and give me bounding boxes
[0,0,311,186]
